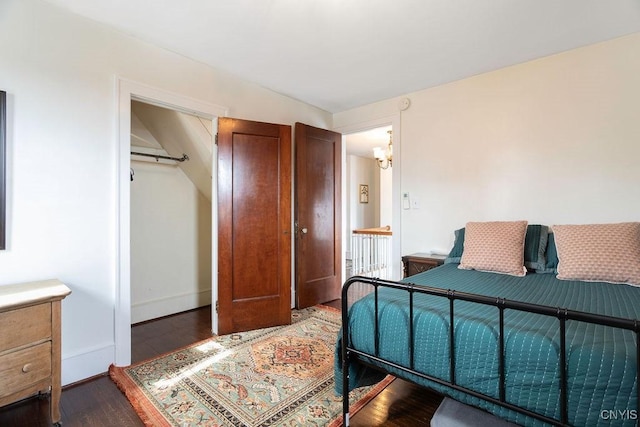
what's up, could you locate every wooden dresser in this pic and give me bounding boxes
[0,279,71,426]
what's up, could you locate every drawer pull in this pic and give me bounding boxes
[22,363,32,373]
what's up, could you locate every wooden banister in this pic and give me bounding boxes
[352,226,392,236]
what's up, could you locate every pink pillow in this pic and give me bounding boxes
[553,222,640,286]
[459,221,528,277]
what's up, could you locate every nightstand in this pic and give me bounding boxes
[402,253,446,278]
[0,279,71,426]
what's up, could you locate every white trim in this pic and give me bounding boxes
[116,77,227,366]
[210,123,219,335]
[340,135,348,286]
[334,114,402,281]
[62,343,115,386]
[131,289,213,324]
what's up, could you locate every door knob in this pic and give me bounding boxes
[301,227,308,234]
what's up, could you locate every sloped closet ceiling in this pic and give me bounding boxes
[131,101,213,201]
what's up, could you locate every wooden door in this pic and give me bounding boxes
[217,117,291,334]
[295,123,342,308]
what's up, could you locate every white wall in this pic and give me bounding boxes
[0,0,331,385]
[345,154,379,258]
[130,161,211,323]
[348,154,379,232]
[335,32,640,257]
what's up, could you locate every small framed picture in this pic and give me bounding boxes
[359,184,369,204]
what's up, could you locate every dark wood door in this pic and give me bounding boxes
[295,123,342,308]
[218,117,291,334]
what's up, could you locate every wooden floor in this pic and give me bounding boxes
[0,303,443,426]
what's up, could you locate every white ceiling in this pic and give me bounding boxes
[346,126,392,159]
[44,0,640,114]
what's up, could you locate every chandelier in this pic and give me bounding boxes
[373,130,392,169]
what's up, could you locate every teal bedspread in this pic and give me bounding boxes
[335,264,639,426]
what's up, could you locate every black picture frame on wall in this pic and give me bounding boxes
[0,90,6,250]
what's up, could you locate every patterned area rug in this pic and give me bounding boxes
[110,306,393,426]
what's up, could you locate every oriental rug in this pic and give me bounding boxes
[109,306,393,427]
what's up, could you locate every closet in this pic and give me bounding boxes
[129,101,213,323]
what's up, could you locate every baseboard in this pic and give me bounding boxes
[131,288,212,324]
[61,290,212,385]
[62,343,114,386]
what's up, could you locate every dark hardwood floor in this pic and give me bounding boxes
[0,303,443,426]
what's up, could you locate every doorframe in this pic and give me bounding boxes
[333,114,402,282]
[115,77,227,366]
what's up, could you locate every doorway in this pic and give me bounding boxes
[116,78,227,367]
[335,116,402,284]
[344,126,393,279]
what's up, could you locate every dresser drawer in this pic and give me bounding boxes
[407,261,441,276]
[0,304,51,351]
[0,341,52,398]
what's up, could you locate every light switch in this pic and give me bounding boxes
[411,198,420,209]
[402,192,410,210]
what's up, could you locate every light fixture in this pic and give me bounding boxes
[373,130,392,169]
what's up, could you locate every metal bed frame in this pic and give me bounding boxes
[340,276,640,426]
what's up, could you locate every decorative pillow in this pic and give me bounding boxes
[446,224,547,271]
[523,224,548,272]
[459,220,528,277]
[535,232,558,273]
[444,228,465,264]
[553,222,640,286]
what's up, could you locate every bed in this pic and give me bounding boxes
[336,222,640,426]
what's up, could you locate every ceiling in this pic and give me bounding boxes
[43,1,640,114]
[346,126,392,159]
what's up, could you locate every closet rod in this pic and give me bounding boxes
[131,151,189,162]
